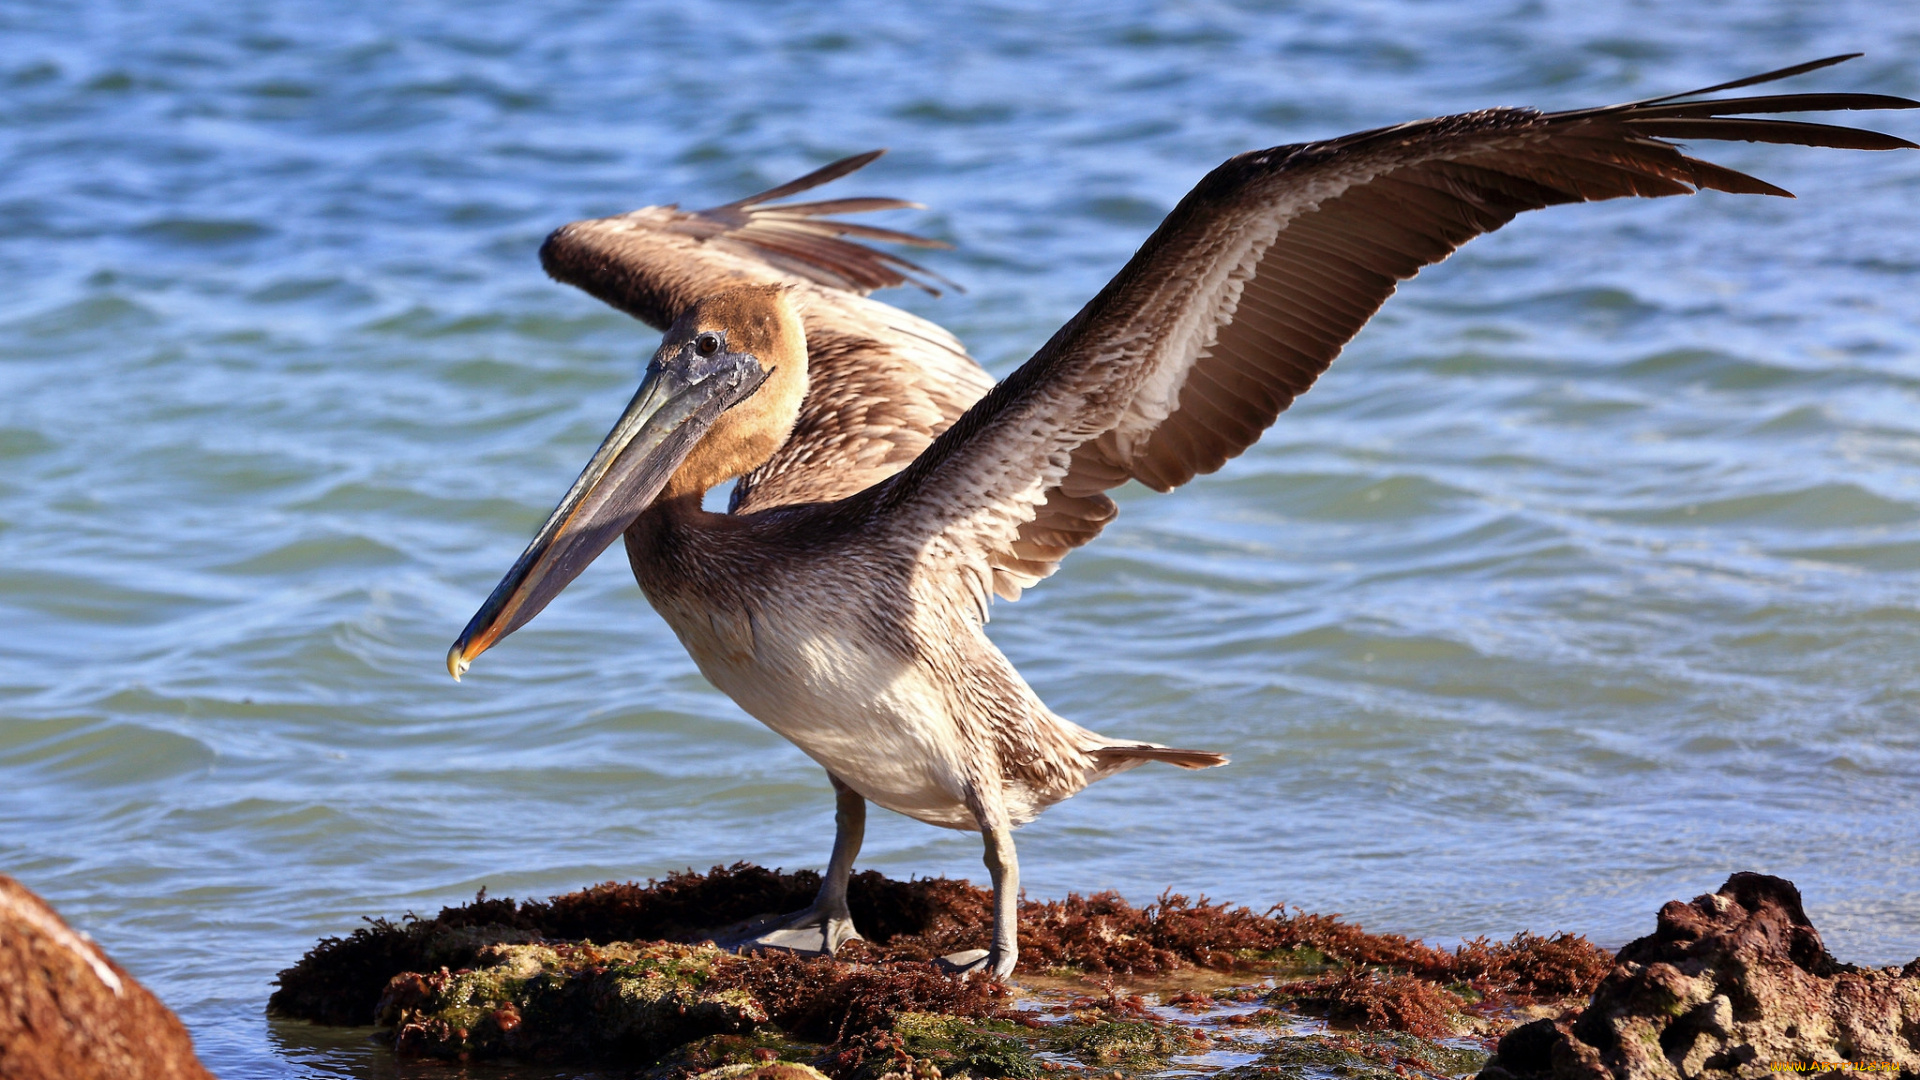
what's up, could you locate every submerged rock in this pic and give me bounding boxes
[1480,872,1920,1080]
[1051,1018,1191,1066]
[859,1011,1039,1080]
[0,874,214,1080]
[1232,1031,1492,1080]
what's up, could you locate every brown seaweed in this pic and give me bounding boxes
[269,863,1611,1074]
[1277,970,1466,1039]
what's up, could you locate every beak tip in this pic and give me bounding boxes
[447,643,470,682]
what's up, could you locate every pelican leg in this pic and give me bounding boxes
[937,823,1020,979]
[730,774,866,956]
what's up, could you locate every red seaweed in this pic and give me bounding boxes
[1282,970,1466,1039]
[269,862,1611,1072]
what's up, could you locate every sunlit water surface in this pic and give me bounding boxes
[2,2,1918,1077]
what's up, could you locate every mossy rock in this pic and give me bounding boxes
[377,941,764,1061]
[1227,1033,1488,1080]
[1244,946,1334,973]
[875,1011,1038,1079]
[1051,1019,1186,1066]
[645,1031,828,1080]
[418,922,544,969]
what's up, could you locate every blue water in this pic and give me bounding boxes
[2,2,1918,1076]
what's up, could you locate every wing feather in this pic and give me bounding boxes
[859,59,1915,616]
[536,151,994,511]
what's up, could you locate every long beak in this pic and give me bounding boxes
[447,353,766,680]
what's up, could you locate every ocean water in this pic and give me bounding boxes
[1,1,1917,1076]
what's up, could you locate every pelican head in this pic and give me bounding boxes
[447,284,808,679]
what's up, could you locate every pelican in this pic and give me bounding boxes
[447,57,1915,978]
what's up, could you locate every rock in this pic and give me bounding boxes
[1053,1019,1182,1067]
[0,874,214,1080]
[889,1011,1038,1078]
[1246,1031,1490,1080]
[264,865,1615,1073]
[375,940,766,1060]
[1480,872,1920,1080]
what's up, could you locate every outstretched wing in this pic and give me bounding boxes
[860,56,1917,614]
[538,151,994,510]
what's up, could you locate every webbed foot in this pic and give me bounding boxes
[716,903,862,957]
[934,946,1015,979]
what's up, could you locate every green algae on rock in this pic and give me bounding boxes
[377,941,765,1060]
[1050,1019,1192,1066]
[1229,1032,1491,1080]
[269,865,1617,1073]
[859,1012,1038,1080]
[649,1030,831,1079]
[271,864,1611,1014]
[268,865,1920,1080]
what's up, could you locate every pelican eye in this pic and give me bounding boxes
[694,332,721,356]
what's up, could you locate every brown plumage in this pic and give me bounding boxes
[539,152,991,511]
[451,56,1916,978]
